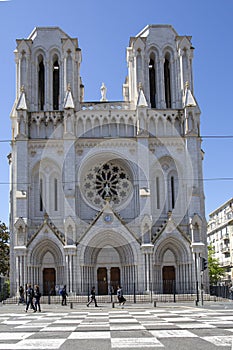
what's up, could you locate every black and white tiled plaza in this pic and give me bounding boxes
[0,303,233,349]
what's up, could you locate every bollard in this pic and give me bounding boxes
[154,301,156,307]
[70,302,73,309]
[112,302,115,308]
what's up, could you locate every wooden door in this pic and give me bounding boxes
[43,268,56,295]
[110,267,120,294]
[162,266,175,294]
[97,267,108,295]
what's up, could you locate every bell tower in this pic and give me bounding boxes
[13,27,82,119]
[124,24,195,110]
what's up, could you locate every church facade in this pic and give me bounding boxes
[9,25,207,296]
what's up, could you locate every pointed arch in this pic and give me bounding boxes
[52,54,60,110]
[168,169,178,211]
[164,52,171,108]
[149,52,156,108]
[30,159,63,219]
[136,49,143,88]
[166,116,172,136]
[93,117,101,137]
[38,54,45,110]
[148,116,156,136]
[66,51,73,87]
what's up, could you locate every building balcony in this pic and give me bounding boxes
[220,260,231,267]
[221,246,230,254]
[222,234,230,242]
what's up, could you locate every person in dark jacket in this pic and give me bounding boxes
[87,286,98,307]
[25,284,36,312]
[61,285,68,306]
[34,285,41,312]
[18,285,25,305]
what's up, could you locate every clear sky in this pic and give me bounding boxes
[0,0,232,226]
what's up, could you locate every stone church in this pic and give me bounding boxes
[9,24,207,296]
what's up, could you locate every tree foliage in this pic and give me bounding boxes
[0,222,10,276]
[208,244,225,285]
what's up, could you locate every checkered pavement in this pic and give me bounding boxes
[0,306,233,349]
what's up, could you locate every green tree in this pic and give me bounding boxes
[208,244,225,285]
[0,222,10,276]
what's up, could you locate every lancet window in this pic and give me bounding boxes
[53,56,60,110]
[38,55,45,111]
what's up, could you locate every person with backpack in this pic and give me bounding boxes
[34,285,41,312]
[61,285,68,306]
[25,284,36,312]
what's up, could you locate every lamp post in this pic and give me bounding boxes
[191,242,205,306]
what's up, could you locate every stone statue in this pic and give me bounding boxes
[100,82,107,102]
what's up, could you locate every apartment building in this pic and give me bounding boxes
[207,198,233,282]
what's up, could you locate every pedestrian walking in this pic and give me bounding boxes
[61,285,68,306]
[87,286,98,307]
[230,285,233,300]
[117,285,126,306]
[34,285,41,312]
[25,284,36,312]
[18,285,25,304]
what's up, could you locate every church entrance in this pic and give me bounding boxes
[162,266,175,294]
[43,268,56,295]
[110,267,120,294]
[97,267,121,295]
[97,267,108,295]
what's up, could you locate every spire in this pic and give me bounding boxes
[137,83,148,107]
[16,86,28,110]
[64,84,75,109]
[184,81,196,107]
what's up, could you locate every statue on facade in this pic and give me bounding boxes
[100,82,108,102]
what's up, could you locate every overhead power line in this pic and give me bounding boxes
[1,177,233,186]
[1,135,233,143]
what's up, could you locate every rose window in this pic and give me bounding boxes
[82,162,132,208]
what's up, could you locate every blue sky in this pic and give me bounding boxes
[0,0,232,225]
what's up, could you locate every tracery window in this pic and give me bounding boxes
[82,161,132,209]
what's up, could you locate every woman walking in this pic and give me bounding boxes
[34,285,41,312]
[117,285,126,306]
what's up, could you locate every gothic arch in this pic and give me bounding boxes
[148,116,156,136]
[52,53,60,110]
[79,229,138,266]
[154,235,191,265]
[28,237,64,266]
[30,158,63,218]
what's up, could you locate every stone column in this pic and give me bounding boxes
[191,242,205,305]
[64,245,77,294]
[14,246,27,295]
[141,244,154,292]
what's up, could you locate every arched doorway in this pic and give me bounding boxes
[162,266,175,294]
[110,267,120,294]
[43,268,56,295]
[97,267,108,295]
[97,267,121,295]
